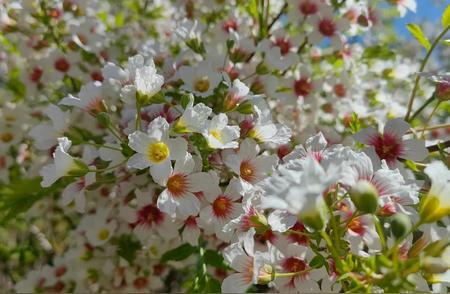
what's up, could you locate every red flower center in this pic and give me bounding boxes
[282,256,308,273]
[133,277,148,289]
[272,37,292,56]
[369,133,402,164]
[347,216,365,236]
[30,66,43,83]
[212,196,233,218]
[319,18,337,37]
[299,1,318,15]
[240,160,256,182]
[54,58,70,72]
[287,222,309,245]
[222,19,238,33]
[136,204,164,227]
[167,173,189,197]
[334,83,346,97]
[294,77,313,97]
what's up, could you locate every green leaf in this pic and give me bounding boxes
[117,234,141,265]
[406,23,431,50]
[442,4,450,28]
[309,254,326,268]
[204,250,229,269]
[441,39,450,46]
[362,45,395,60]
[205,277,221,292]
[160,243,196,263]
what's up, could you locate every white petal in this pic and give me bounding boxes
[167,137,187,160]
[128,131,152,153]
[400,139,428,161]
[384,118,410,139]
[150,159,172,185]
[127,153,151,170]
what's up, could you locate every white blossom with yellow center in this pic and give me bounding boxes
[203,113,240,149]
[127,117,187,184]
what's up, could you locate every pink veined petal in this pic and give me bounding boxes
[383,118,410,139]
[221,273,252,293]
[354,127,378,145]
[400,139,428,161]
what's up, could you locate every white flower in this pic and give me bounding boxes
[155,152,204,219]
[199,176,243,241]
[134,59,164,98]
[419,161,450,223]
[39,137,84,188]
[29,104,69,150]
[203,113,240,149]
[80,209,117,247]
[127,117,187,183]
[59,81,106,114]
[173,95,212,133]
[223,138,278,191]
[177,61,221,97]
[354,118,428,168]
[61,171,96,213]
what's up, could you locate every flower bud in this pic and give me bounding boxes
[422,256,450,274]
[436,81,450,101]
[349,180,379,214]
[390,213,411,240]
[257,264,275,284]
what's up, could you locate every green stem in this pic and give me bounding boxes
[135,100,142,131]
[320,230,342,272]
[87,158,128,173]
[405,25,450,121]
[420,101,441,139]
[409,93,435,121]
[373,215,387,251]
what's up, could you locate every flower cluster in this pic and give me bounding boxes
[0,0,450,293]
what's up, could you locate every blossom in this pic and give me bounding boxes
[354,118,428,168]
[127,117,187,183]
[39,137,86,187]
[419,161,450,223]
[223,138,278,191]
[203,113,240,149]
[60,81,107,114]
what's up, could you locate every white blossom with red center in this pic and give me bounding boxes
[283,132,328,163]
[199,176,243,241]
[120,189,180,242]
[61,171,95,213]
[341,149,419,214]
[341,211,380,256]
[60,81,107,115]
[273,244,324,293]
[354,118,428,168]
[155,152,205,219]
[223,138,278,191]
[307,5,349,49]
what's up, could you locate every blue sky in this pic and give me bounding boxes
[395,1,447,37]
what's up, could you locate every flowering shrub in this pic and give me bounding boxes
[1,0,450,292]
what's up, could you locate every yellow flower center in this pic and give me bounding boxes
[0,132,13,143]
[194,77,210,93]
[210,129,223,143]
[147,141,170,163]
[420,195,450,223]
[247,128,263,142]
[97,228,110,241]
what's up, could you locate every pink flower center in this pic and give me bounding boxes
[369,133,402,163]
[212,195,233,218]
[319,18,337,37]
[281,257,309,287]
[185,216,197,228]
[294,77,313,97]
